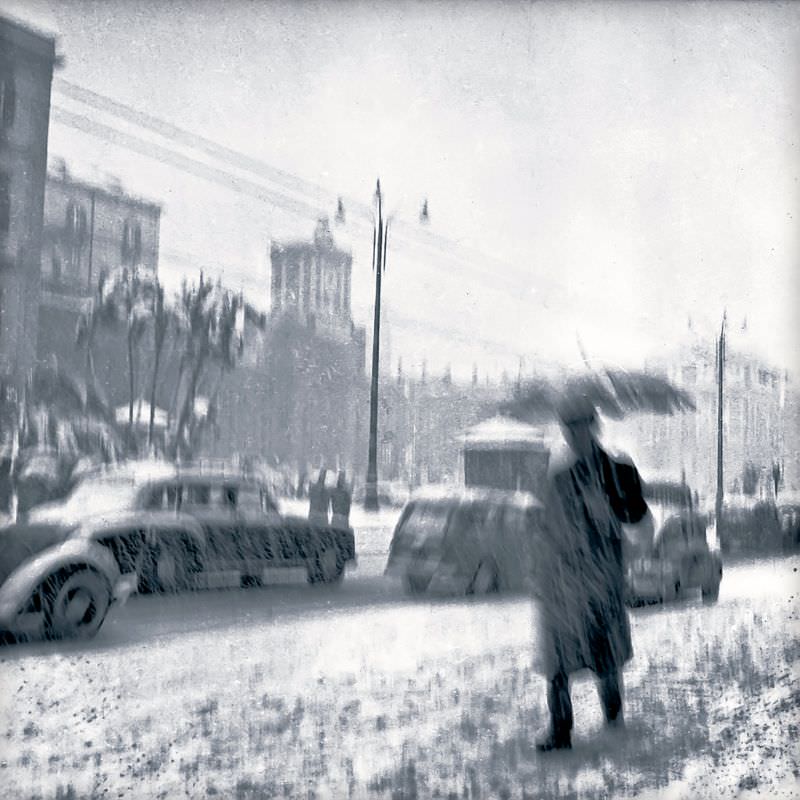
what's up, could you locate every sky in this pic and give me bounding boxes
[3,0,799,380]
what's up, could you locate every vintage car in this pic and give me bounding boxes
[0,460,356,641]
[716,500,783,556]
[625,481,722,605]
[384,486,543,595]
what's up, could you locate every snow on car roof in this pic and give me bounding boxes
[462,416,550,450]
[409,484,543,509]
[83,460,265,485]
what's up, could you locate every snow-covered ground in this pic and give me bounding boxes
[0,556,797,800]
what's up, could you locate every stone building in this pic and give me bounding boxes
[0,16,57,389]
[269,217,353,338]
[40,163,161,298]
[35,165,163,406]
[208,219,367,479]
[610,335,790,504]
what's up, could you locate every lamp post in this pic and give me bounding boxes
[715,311,726,543]
[364,180,388,511]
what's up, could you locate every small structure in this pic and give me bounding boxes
[461,415,551,496]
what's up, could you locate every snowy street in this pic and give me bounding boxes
[1,522,797,800]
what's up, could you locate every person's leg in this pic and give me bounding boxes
[537,669,573,751]
[597,668,624,726]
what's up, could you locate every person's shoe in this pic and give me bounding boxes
[535,730,572,752]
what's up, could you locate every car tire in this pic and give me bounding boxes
[43,568,111,641]
[702,574,721,604]
[403,573,430,595]
[469,560,499,595]
[662,579,681,604]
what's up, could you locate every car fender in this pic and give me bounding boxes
[0,539,121,623]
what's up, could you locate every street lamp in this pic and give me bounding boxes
[364,179,388,511]
[338,181,427,511]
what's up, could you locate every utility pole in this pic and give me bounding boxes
[715,312,727,543]
[365,179,388,511]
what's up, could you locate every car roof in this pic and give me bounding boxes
[644,481,693,506]
[80,460,264,487]
[408,484,543,509]
[73,510,204,535]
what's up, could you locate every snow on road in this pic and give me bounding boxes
[0,556,797,800]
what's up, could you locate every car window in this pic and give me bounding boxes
[236,485,278,514]
[185,484,211,505]
[143,484,167,510]
[222,485,238,508]
[166,484,183,510]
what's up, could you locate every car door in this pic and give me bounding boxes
[94,526,148,576]
[177,482,242,572]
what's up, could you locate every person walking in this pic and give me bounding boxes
[533,394,653,752]
[331,470,352,528]
[308,468,331,525]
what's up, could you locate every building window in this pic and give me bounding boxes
[0,172,9,238]
[0,62,15,130]
[121,218,142,265]
[65,200,87,244]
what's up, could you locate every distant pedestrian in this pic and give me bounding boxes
[533,394,653,752]
[331,471,352,528]
[308,469,331,525]
[296,469,308,499]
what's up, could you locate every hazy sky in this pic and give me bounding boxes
[5,0,799,379]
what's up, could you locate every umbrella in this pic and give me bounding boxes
[500,368,695,423]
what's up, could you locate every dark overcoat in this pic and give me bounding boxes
[534,443,648,678]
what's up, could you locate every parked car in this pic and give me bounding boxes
[778,502,800,551]
[384,486,543,595]
[0,460,356,641]
[715,500,782,556]
[625,481,722,605]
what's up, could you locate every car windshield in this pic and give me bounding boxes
[401,503,450,545]
[63,477,140,516]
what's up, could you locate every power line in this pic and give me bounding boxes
[51,105,328,222]
[49,107,531,360]
[51,80,552,300]
[54,78,335,216]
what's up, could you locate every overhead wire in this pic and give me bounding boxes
[51,80,550,301]
[44,92,540,362]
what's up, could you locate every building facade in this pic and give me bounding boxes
[35,165,163,410]
[608,336,791,505]
[207,219,367,478]
[269,217,353,339]
[0,16,57,388]
[40,164,161,299]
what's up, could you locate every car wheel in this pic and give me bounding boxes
[469,561,499,595]
[702,577,720,604]
[662,579,681,604]
[403,573,430,595]
[43,569,111,641]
